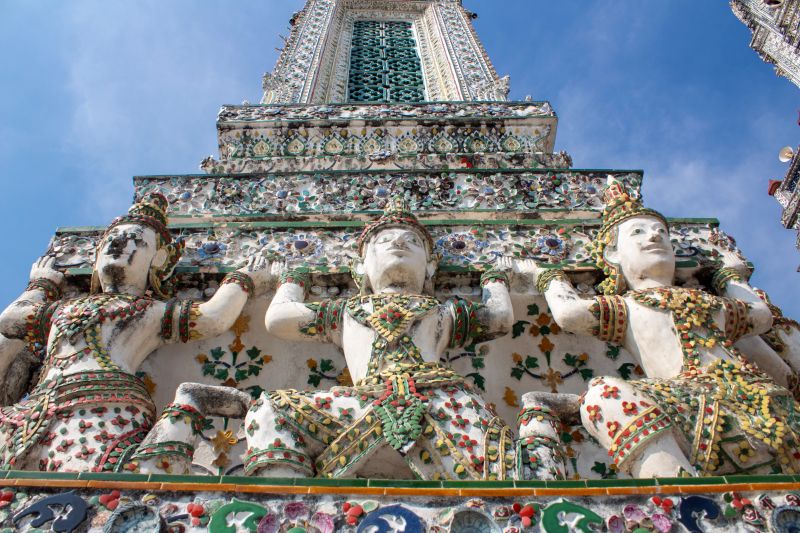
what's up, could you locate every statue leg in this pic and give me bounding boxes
[517,392,581,480]
[244,389,358,478]
[581,377,695,478]
[404,387,515,481]
[133,383,251,475]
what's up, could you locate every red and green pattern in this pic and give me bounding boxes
[25,278,62,301]
[178,300,201,343]
[221,271,255,295]
[0,371,155,471]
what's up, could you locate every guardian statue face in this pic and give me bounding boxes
[606,216,676,289]
[363,226,432,293]
[95,223,162,291]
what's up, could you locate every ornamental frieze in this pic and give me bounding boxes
[218,101,555,123]
[46,220,727,275]
[7,479,797,532]
[134,170,642,217]
[200,150,572,174]
[212,121,557,172]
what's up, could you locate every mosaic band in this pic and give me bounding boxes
[25,278,62,302]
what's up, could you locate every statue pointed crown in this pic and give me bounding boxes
[105,192,172,246]
[596,178,667,242]
[589,177,669,294]
[357,197,434,256]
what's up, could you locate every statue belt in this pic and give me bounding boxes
[0,370,156,467]
[26,370,155,413]
[354,362,464,389]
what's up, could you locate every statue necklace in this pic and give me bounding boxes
[44,293,153,374]
[346,293,439,377]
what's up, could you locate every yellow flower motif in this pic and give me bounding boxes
[538,337,555,354]
[337,368,353,386]
[503,387,519,407]
[230,314,250,338]
[211,430,238,454]
[213,452,231,469]
[229,337,245,353]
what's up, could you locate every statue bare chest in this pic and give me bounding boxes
[339,304,451,381]
[624,298,730,378]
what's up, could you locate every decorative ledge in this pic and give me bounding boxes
[4,470,800,532]
[217,101,557,124]
[2,470,799,496]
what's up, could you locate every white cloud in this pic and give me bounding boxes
[55,0,296,219]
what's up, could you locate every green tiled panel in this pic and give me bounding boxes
[348,20,425,103]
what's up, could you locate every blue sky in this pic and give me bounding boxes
[1,1,799,317]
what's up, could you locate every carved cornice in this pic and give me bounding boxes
[49,218,725,276]
[134,169,642,218]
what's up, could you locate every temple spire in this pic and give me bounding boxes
[261,0,509,104]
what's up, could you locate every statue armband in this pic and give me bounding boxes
[536,269,568,294]
[279,269,310,289]
[711,267,744,295]
[221,271,255,295]
[589,295,628,344]
[178,300,202,343]
[161,298,207,343]
[299,298,345,340]
[159,298,179,341]
[447,297,484,349]
[480,270,510,288]
[722,298,752,343]
[26,278,62,302]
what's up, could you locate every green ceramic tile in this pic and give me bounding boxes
[369,479,442,488]
[442,480,515,489]
[513,480,548,488]
[724,474,794,485]
[544,480,587,488]
[292,478,369,487]
[586,478,657,488]
[5,471,79,480]
[77,472,150,482]
[147,474,221,484]
[220,476,295,486]
[656,476,726,486]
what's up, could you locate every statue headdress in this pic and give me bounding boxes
[105,192,172,246]
[92,192,184,299]
[354,198,437,295]
[588,178,668,295]
[357,197,434,257]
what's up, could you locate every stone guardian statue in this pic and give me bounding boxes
[529,179,800,478]
[246,198,518,480]
[0,193,269,472]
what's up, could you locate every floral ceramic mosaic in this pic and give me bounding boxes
[48,221,724,273]
[4,480,800,532]
[133,171,642,217]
